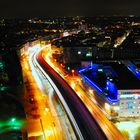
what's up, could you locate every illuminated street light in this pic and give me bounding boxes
[105,103,110,113]
[88,89,93,95]
[78,51,81,55]
[45,108,49,112]
[46,129,53,136]
[11,118,16,123]
[67,66,70,70]
[72,69,75,77]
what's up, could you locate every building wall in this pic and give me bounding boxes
[82,76,140,119]
[118,90,140,117]
[62,47,93,64]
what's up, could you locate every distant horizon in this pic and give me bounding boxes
[1,15,140,19]
[0,0,140,17]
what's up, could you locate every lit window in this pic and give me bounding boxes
[128,101,133,109]
[86,52,92,57]
[78,51,81,55]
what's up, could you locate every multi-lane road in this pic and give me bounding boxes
[33,44,126,140]
[33,47,108,140]
[22,40,127,139]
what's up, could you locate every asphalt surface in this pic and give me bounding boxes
[36,51,107,140]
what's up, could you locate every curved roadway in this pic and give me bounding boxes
[36,50,107,140]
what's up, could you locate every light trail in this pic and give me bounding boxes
[33,47,84,140]
[39,45,126,140]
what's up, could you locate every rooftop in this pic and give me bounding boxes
[79,62,140,90]
[108,62,140,90]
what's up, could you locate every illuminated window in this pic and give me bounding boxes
[78,51,81,55]
[128,101,133,109]
[86,52,92,57]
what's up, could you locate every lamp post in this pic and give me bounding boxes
[40,119,47,140]
[72,69,75,77]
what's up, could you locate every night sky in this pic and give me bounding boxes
[0,0,140,17]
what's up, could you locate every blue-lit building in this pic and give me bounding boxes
[79,62,140,119]
[126,60,140,79]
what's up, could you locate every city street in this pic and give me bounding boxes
[41,45,126,140]
[20,48,76,140]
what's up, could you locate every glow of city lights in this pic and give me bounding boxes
[113,106,120,111]
[76,92,82,97]
[79,67,118,103]
[78,67,92,73]
[71,81,76,89]
[45,129,53,136]
[45,108,49,112]
[105,103,110,111]
[107,97,118,103]
[29,54,43,90]
[84,76,103,93]
[63,32,69,37]
[34,47,84,140]
[28,44,40,53]
[115,121,140,139]
[11,118,16,123]
[116,122,139,131]
[78,51,81,55]
[67,66,70,70]
[71,69,75,73]
[88,89,93,94]
[46,43,52,48]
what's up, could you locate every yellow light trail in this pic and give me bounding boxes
[42,45,126,140]
[20,44,67,140]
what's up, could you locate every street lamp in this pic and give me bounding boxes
[11,118,16,123]
[72,69,75,77]
[67,66,70,71]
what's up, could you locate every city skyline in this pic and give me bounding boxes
[1,16,140,139]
